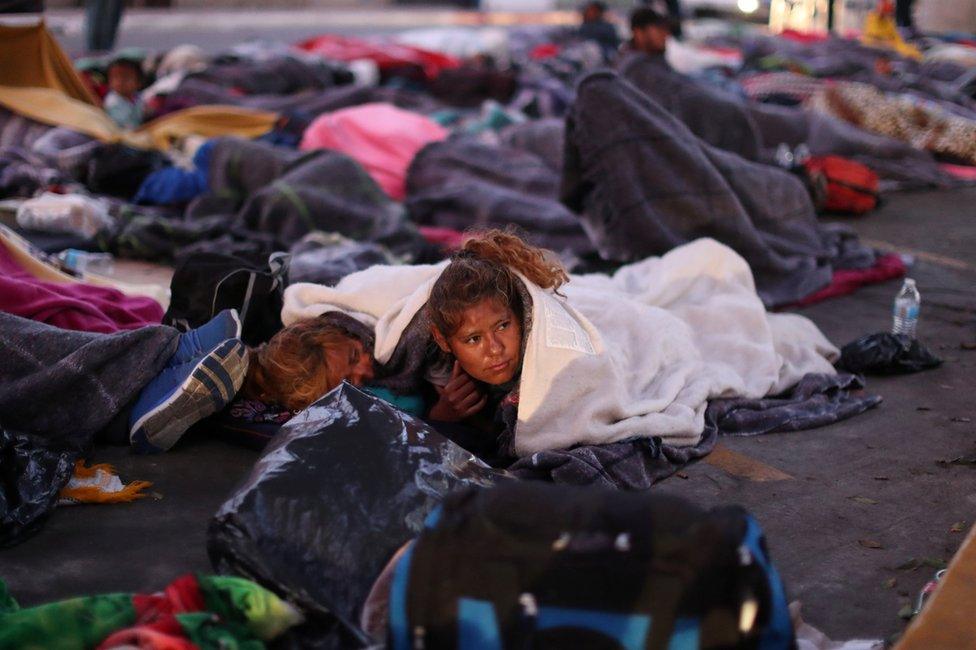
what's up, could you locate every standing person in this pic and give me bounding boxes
[895,0,916,28]
[85,0,124,53]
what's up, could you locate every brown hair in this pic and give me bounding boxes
[242,316,360,411]
[427,229,568,337]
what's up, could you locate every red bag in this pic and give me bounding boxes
[803,155,880,214]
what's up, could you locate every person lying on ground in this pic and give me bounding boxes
[281,230,842,458]
[0,309,247,453]
[241,231,560,445]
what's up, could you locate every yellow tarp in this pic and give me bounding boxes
[0,86,278,151]
[0,21,99,105]
[0,22,277,151]
[862,11,923,60]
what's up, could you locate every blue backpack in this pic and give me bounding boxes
[387,483,794,650]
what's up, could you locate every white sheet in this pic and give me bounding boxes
[283,238,838,456]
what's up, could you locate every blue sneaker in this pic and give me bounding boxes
[171,309,242,366]
[129,337,249,453]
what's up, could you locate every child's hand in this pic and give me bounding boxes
[428,361,488,422]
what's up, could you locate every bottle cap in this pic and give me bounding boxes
[905,278,916,287]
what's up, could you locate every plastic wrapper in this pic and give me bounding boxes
[16,192,114,239]
[207,383,502,647]
[837,332,942,375]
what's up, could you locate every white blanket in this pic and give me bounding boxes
[282,239,838,456]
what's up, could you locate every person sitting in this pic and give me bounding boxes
[103,55,146,129]
[626,3,674,57]
[576,1,622,60]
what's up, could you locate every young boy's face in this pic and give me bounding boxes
[107,63,141,99]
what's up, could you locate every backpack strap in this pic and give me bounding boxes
[267,251,291,291]
[388,540,417,650]
[210,268,257,322]
[742,515,793,650]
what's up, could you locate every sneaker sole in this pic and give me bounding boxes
[131,338,249,452]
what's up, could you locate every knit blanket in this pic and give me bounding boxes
[282,238,838,456]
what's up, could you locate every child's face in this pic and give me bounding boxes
[434,298,522,386]
[107,63,140,99]
[325,339,375,389]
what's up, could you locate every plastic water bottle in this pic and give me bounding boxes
[775,143,795,169]
[57,249,115,276]
[892,278,921,338]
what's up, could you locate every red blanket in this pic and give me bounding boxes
[0,245,163,333]
[792,252,906,307]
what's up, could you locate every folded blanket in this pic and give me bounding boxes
[283,238,838,456]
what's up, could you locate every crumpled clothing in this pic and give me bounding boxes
[133,140,214,206]
[0,574,302,649]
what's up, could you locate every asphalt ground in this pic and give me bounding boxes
[1,185,973,643]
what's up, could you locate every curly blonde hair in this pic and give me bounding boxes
[242,316,361,411]
[427,229,568,337]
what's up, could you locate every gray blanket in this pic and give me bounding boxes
[405,137,596,259]
[0,312,177,442]
[0,312,177,545]
[136,137,431,262]
[562,71,873,307]
[508,372,880,488]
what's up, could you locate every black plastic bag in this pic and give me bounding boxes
[0,428,79,547]
[207,383,502,647]
[836,333,942,375]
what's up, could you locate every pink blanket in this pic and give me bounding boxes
[299,103,448,201]
[0,245,163,333]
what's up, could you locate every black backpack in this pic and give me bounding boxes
[388,483,794,650]
[164,250,289,346]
